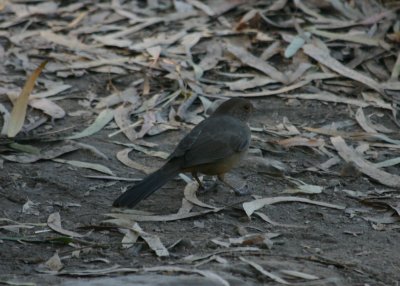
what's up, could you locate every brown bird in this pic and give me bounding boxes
[113,98,253,208]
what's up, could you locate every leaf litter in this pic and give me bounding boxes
[1,0,400,284]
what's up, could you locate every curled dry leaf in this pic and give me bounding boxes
[113,104,140,142]
[116,148,156,174]
[183,181,218,210]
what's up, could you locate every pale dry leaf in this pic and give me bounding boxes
[113,104,139,141]
[331,136,400,188]
[225,72,336,97]
[281,92,391,109]
[186,0,215,16]
[198,41,222,71]
[303,43,384,94]
[2,144,79,163]
[225,44,288,83]
[47,212,84,237]
[280,269,319,280]
[307,27,387,47]
[225,76,276,91]
[243,196,345,217]
[44,252,63,272]
[255,212,306,228]
[22,199,39,216]
[52,158,115,176]
[131,222,169,257]
[183,181,218,210]
[106,206,223,222]
[277,137,325,148]
[116,148,155,174]
[183,247,260,263]
[265,0,287,11]
[130,31,187,51]
[355,108,377,133]
[67,109,114,140]
[136,111,156,139]
[374,157,400,168]
[304,125,400,145]
[240,257,290,284]
[40,30,92,51]
[286,62,313,83]
[285,177,323,194]
[177,198,194,215]
[113,141,169,159]
[96,87,140,109]
[284,34,309,58]
[228,233,281,249]
[30,84,71,99]
[0,103,10,135]
[29,98,65,119]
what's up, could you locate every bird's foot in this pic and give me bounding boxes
[197,180,218,194]
[232,183,251,196]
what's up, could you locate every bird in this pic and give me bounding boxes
[113,97,253,208]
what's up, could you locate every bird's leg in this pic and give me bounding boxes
[192,172,218,193]
[192,171,204,189]
[217,174,251,196]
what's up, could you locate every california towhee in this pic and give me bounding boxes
[113,98,253,208]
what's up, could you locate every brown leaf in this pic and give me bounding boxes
[7,61,47,137]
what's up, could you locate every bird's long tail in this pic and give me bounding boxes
[113,162,180,208]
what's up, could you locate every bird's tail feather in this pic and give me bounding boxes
[113,162,180,208]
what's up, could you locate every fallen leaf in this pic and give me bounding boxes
[47,212,84,237]
[2,144,79,163]
[44,252,63,272]
[225,43,288,83]
[52,158,115,176]
[240,257,290,284]
[66,109,114,140]
[7,61,47,137]
[331,136,400,188]
[243,196,345,217]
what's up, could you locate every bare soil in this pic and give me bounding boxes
[1,87,400,285]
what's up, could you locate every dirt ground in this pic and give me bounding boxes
[2,92,400,285]
[1,1,400,286]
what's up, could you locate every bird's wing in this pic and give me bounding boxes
[172,116,250,168]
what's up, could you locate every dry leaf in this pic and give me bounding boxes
[7,61,47,137]
[44,252,63,272]
[47,212,84,237]
[67,109,114,140]
[243,196,345,217]
[331,136,400,188]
